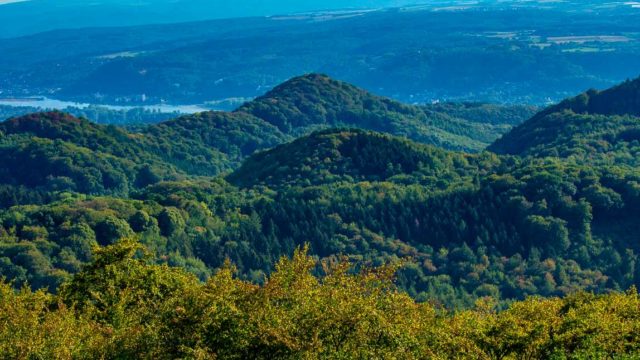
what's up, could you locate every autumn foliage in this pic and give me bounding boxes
[1,239,639,359]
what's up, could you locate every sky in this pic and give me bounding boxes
[0,0,442,38]
[0,0,30,4]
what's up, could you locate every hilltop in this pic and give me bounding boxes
[538,76,640,118]
[489,76,640,159]
[0,75,534,204]
[227,128,480,188]
[238,74,534,151]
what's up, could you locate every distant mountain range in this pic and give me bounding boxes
[1,5,639,105]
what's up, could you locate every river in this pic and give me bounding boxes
[0,97,210,114]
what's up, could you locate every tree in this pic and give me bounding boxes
[95,216,133,245]
[157,208,185,237]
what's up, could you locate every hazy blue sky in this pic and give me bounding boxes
[0,0,440,38]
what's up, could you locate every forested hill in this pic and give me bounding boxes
[0,111,287,199]
[237,74,430,134]
[0,74,535,205]
[236,74,535,151]
[227,129,482,188]
[489,76,640,158]
[3,75,640,310]
[537,76,640,118]
[0,112,179,198]
[142,111,288,175]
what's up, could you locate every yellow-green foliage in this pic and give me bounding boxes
[0,284,107,358]
[1,239,640,359]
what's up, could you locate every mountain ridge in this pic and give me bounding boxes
[0,74,534,201]
[237,73,534,152]
[489,75,640,158]
[536,76,640,118]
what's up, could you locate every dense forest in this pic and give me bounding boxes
[0,75,640,326]
[2,240,639,359]
[237,74,536,151]
[490,78,640,159]
[0,75,533,205]
[3,0,640,355]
